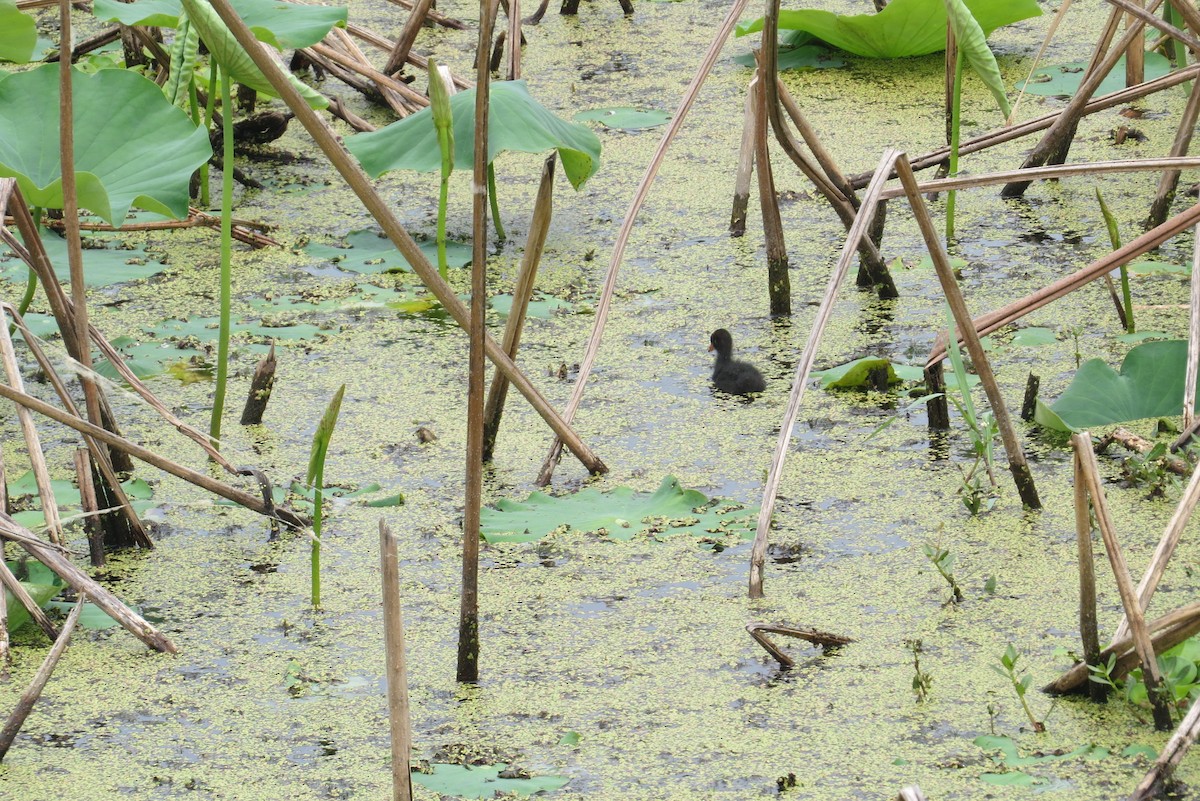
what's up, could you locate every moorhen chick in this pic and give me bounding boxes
[709,328,765,395]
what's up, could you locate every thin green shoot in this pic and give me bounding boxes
[991,643,1046,732]
[905,638,933,702]
[208,66,233,446]
[1094,187,1134,333]
[946,47,963,241]
[13,206,43,326]
[487,163,506,243]
[201,59,217,209]
[944,305,997,513]
[427,58,453,279]
[922,542,963,603]
[306,384,345,609]
[863,392,944,442]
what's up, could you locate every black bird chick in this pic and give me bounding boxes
[709,328,765,395]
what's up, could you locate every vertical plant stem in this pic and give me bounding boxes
[458,0,497,683]
[487,164,506,243]
[1072,446,1107,702]
[1095,188,1135,332]
[753,55,790,316]
[209,67,234,446]
[946,49,963,242]
[202,60,217,208]
[380,521,413,801]
[1187,226,1200,426]
[730,81,756,237]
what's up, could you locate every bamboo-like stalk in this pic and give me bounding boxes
[0,316,65,544]
[0,559,60,642]
[482,155,556,461]
[926,201,1200,365]
[1125,0,1147,85]
[534,0,752,486]
[730,77,757,236]
[1130,693,1200,801]
[1073,445,1108,702]
[73,448,104,567]
[384,0,434,75]
[1111,459,1200,644]
[1002,0,1162,198]
[379,521,413,801]
[1186,229,1200,427]
[0,595,84,762]
[1073,433,1173,731]
[309,40,426,113]
[0,513,176,653]
[383,0,467,29]
[748,148,899,598]
[458,0,497,685]
[0,381,307,529]
[207,0,606,477]
[775,79,860,214]
[895,157,1041,509]
[753,56,790,316]
[1146,77,1200,230]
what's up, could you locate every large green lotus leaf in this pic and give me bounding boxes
[0,0,36,63]
[411,764,569,798]
[179,0,327,108]
[347,81,602,190]
[736,0,1040,59]
[1017,52,1171,97]
[93,0,346,49]
[1035,340,1197,432]
[0,65,211,224]
[480,475,757,544]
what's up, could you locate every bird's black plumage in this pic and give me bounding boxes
[709,328,765,395]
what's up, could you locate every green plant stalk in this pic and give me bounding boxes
[946,49,963,241]
[944,304,977,426]
[208,67,233,446]
[306,385,345,609]
[1094,187,1134,333]
[428,59,453,279]
[201,59,217,208]
[311,483,322,608]
[14,206,44,322]
[487,163,506,243]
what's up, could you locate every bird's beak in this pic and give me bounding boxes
[707,343,714,352]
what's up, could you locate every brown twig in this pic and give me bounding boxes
[746,622,854,668]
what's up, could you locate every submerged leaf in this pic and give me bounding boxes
[302,230,472,274]
[411,764,569,798]
[1018,53,1171,97]
[573,107,671,130]
[481,476,757,544]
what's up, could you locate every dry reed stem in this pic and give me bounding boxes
[1073,449,1106,702]
[746,623,854,668]
[384,0,434,74]
[1110,0,1200,54]
[747,148,899,598]
[1130,693,1200,800]
[379,521,413,801]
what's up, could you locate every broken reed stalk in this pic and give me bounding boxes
[482,155,556,461]
[746,623,854,669]
[1073,433,1173,731]
[458,0,498,685]
[332,27,413,116]
[384,0,434,75]
[1073,446,1107,702]
[753,56,790,316]
[896,158,1041,508]
[1112,0,1200,54]
[1001,0,1161,198]
[73,448,104,567]
[924,361,951,430]
[747,148,900,599]
[384,0,467,29]
[926,201,1200,366]
[207,0,606,478]
[379,521,413,801]
[4,304,151,547]
[730,79,757,237]
[534,0,752,486]
[1186,230,1200,428]
[0,381,306,528]
[506,0,521,80]
[0,577,7,676]
[1124,0,1147,85]
[240,343,277,425]
[0,559,60,642]
[0,595,84,763]
[0,313,65,545]
[345,25,473,91]
[848,61,1200,189]
[1146,67,1200,230]
[1111,457,1200,644]
[1130,694,1200,801]
[0,512,176,653]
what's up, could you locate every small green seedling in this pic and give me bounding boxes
[305,385,345,609]
[992,644,1045,732]
[922,543,963,604]
[906,639,933,702]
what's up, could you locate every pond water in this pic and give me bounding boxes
[4,0,1200,798]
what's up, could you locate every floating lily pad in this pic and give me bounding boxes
[1036,340,1196,432]
[975,735,1107,767]
[811,357,925,389]
[733,44,847,71]
[481,475,757,544]
[1009,327,1056,347]
[347,81,602,190]
[45,599,125,630]
[1115,330,1171,344]
[980,772,1039,786]
[1018,53,1171,98]
[1127,259,1188,275]
[92,0,346,50]
[411,764,569,798]
[737,0,1040,59]
[0,230,171,287]
[0,0,37,63]
[0,65,211,224]
[302,230,472,274]
[6,470,158,528]
[573,107,671,130]
[489,293,573,319]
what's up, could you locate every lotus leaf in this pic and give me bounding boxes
[411,764,569,798]
[1018,53,1170,97]
[1128,259,1188,275]
[945,0,1010,118]
[1035,340,1197,432]
[0,65,211,224]
[302,230,472,273]
[0,0,36,63]
[975,735,1106,767]
[347,81,602,190]
[93,0,346,50]
[45,600,124,629]
[480,475,757,544]
[489,293,573,319]
[1,230,171,287]
[1009,327,1056,347]
[736,0,1040,59]
[733,44,846,71]
[811,357,925,388]
[573,107,671,130]
[4,582,59,633]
